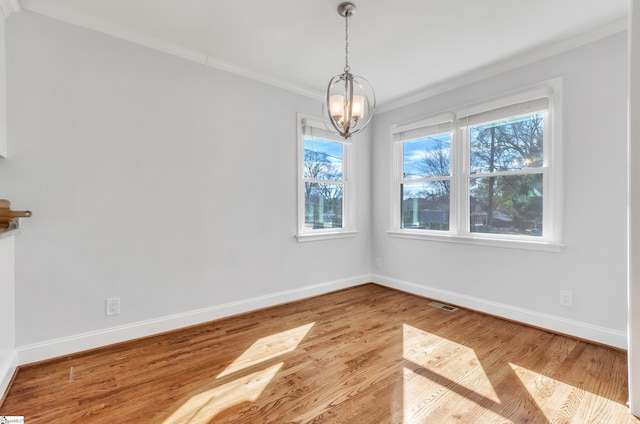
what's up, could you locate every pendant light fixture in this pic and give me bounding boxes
[323,2,375,139]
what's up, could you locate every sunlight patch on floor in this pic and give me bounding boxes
[163,323,314,423]
[402,324,501,422]
[402,365,507,424]
[218,322,314,378]
[509,363,630,422]
[163,363,283,424]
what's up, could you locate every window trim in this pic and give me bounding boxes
[392,113,455,233]
[388,79,564,252]
[296,113,357,242]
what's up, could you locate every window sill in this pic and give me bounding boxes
[296,230,358,243]
[387,230,564,252]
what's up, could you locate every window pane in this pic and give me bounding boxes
[304,137,343,180]
[403,133,451,180]
[304,182,343,229]
[401,181,450,230]
[469,174,543,236]
[470,113,544,174]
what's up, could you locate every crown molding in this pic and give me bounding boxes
[203,55,322,100]
[19,0,212,66]
[377,17,629,113]
[16,1,628,109]
[0,0,20,18]
[18,0,323,101]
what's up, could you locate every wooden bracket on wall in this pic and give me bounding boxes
[0,199,31,232]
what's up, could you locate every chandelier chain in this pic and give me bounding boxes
[325,3,375,139]
[344,12,350,73]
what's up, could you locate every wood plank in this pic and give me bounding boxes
[1,284,637,423]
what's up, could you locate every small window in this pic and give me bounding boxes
[297,115,355,241]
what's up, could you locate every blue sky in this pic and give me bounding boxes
[403,134,451,180]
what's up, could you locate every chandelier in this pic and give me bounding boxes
[323,2,375,139]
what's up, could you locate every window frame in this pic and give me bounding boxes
[394,113,455,233]
[388,79,563,252]
[296,113,357,242]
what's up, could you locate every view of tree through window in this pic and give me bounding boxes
[303,137,344,230]
[401,133,451,230]
[391,89,555,244]
[469,113,544,236]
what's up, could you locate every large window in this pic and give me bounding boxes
[391,82,562,250]
[297,115,355,241]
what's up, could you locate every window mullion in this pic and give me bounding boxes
[392,139,403,231]
[401,176,451,184]
[457,126,471,236]
[470,168,547,178]
[304,178,344,185]
[343,142,353,231]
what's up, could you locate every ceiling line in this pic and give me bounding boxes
[16,1,629,113]
[377,17,628,114]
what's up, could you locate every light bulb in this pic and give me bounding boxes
[330,95,344,119]
[351,95,364,120]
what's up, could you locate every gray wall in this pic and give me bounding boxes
[0,11,372,351]
[371,32,628,347]
[0,9,630,359]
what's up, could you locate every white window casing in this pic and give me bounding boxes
[388,78,564,252]
[297,114,357,242]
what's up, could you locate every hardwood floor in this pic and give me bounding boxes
[1,283,638,423]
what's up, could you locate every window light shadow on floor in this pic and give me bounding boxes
[159,318,630,423]
[403,324,502,421]
[508,361,631,422]
[162,323,315,423]
[162,363,283,423]
[402,323,630,423]
[1,286,632,422]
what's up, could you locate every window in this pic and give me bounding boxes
[390,81,562,251]
[297,115,356,241]
[397,115,453,231]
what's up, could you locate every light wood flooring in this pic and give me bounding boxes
[1,283,638,423]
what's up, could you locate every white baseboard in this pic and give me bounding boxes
[14,273,626,367]
[373,274,627,349]
[16,275,372,365]
[0,349,17,400]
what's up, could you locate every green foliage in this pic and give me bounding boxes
[469,114,544,235]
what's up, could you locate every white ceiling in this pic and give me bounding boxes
[17,0,629,109]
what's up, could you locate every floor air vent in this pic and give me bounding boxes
[428,301,458,312]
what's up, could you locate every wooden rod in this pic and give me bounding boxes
[0,199,32,230]
[0,210,32,219]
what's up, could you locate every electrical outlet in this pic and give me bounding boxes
[560,290,572,307]
[106,297,120,316]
